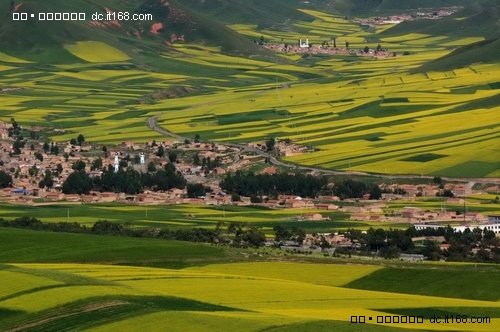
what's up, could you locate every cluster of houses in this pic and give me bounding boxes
[356,9,459,27]
[1,121,498,233]
[265,41,397,58]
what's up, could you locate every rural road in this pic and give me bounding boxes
[147,114,500,185]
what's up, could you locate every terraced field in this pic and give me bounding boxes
[1,8,498,177]
[0,203,408,233]
[1,261,499,331]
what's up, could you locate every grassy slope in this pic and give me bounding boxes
[345,266,500,301]
[177,0,315,24]
[380,2,500,39]
[289,0,478,16]
[0,228,499,331]
[0,228,226,268]
[0,0,273,60]
[414,38,500,72]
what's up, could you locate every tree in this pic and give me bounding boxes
[77,134,85,146]
[63,153,69,162]
[168,151,178,163]
[12,139,23,155]
[231,192,241,202]
[62,170,92,195]
[320,236,331,250]
[265,137,275,151]
[102,145,109,158]
[91,220,123,235]
[422,240,441,261]
[56,163,63,174]
[52,145,59,155]
[363,46,369,53]
[133,154,141,164]
[250,194,262,203]
[70,138,77,145]
[39,170,54,189]
[187,183,205,198]
[380,245,401,259]
[345,41,349,49]
[241,227,266,247]
[28,165,38,177]
[147,162,156,172]
[43,142,50,153]
[34,152,44,162]
[119,160,128,168]
[193,154,200,165]
[443,189,454,198]
[194,134,200,143]
[369,184,382,200]
[72,160,86,171]
[157,145,165,157]
[0,170,13,188]
[126,183,137,195]
[273,224,291,243]
[376,44,382,51]
[91,158,103,171]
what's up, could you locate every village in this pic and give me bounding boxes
[1,119,498,238]
[262,8,459,58]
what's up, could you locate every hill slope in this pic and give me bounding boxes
[414,38,500,72]
[380,1,500,39]
[0,0,273,61]
[290,0,479,16]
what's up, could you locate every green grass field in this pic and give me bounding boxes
[0,228,499,331]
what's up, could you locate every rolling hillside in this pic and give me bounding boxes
[380,1,500,39]
[0,228,499,331]
[0,0,498,177]
[286,0,481,16]
[415,38,500,72]
[0,0,273,60]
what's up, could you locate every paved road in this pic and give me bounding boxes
[147,114,500,185]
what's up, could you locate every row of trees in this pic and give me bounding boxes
[220,173,383,200]
[62,163,186,195]
[0,217,267,248]
[333,179,382,200]
[343,226,500,261]
[2,215,499,262]
[412,226,500,262]
[221,171,328,198]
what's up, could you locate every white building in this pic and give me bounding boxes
[415,222,500,234]
[299,38,309,48]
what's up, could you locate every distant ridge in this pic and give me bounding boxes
[380,1,500,39]
[414,38,500,72]
[0,0,274,61]
[289,0,480,16]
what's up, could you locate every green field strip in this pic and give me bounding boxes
[0,270,62,300]
[0,295,241,332]
[344,267,500,301]
[0,228,227,265]
[186,262,382,287]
